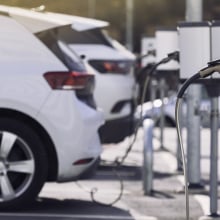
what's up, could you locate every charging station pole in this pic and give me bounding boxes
[126,0,133,51]
[88,0,96,18]
[210,97,219,216]
[207,21,220,217]
[185,0,203,188]
[155,29,179,150]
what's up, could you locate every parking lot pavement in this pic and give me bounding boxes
[1,127,218,220]
[97,127,220,220]
[153,127,220,218]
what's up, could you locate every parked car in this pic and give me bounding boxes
[39,11,138,144]
[2,5,138,144]
[0,12,104,209]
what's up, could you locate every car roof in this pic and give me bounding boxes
[0,5,109,33]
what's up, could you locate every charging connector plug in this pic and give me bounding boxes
[199,64,220,78]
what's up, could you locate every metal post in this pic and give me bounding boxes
[88,0,96,18]
[126,0,133,51]
[143,119,154,195]
[150,79,157,120]
[186,0,203,188]
[209,97,219,216]
[176,85,183,171]
[186,0,202,21]
[186,86,202,187]
[159,78,166,150]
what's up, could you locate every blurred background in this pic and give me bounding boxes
[0,0,219,53]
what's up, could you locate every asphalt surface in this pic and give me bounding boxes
[1,127,220,220]
[92,127,219,220]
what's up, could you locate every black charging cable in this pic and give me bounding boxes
[77,51,181,207]
[175,60,220,220]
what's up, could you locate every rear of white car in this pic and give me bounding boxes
[53,22,138,144]
[0,12,103,209]
[0,6,138,144]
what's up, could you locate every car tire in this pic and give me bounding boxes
[0,118,48,210]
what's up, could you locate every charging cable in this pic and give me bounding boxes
[76,51,180,207]
[99,51,180,206]
[175,60,220,220]
[139,51,179,122]
[118,50,180,165]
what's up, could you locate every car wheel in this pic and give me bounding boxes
[0,118,48,209]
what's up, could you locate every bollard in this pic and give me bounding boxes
[209,97,219,216]
[150,78,157,123]
[186,85,203,188]
[159,78,166,150]
[143,118,154,195]
[150,78,157,111]
[176,84,184,172]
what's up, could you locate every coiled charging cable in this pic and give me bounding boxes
[117,51,180,165]
[175,60,220,220]
[76,51,180,207]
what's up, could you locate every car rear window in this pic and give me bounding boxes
[36,29,86,72]
[56,25,113,47]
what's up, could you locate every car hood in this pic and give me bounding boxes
[0,5,109,33]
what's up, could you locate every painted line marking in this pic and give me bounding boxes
[0,212,156,220]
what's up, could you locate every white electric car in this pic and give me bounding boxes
[34,11,138,144]
[0,6,138,144]
[0,12,103,209]
[57,22,137,144]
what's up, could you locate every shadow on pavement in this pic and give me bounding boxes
[92,164,142,181]
[95,163,177,181]
[1,198,135,220]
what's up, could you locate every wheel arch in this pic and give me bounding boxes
[0,108,58,181]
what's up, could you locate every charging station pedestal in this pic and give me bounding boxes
[178,21,210,191]
[202,21,220,218]
[178,22,210,80]
[156,28,179,91]
[141,37,156,67]
[179,21,220,218]
[155,28,179,149]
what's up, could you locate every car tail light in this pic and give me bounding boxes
[44,71,94,91]
[89,60,134,74]
[73,158,94,165]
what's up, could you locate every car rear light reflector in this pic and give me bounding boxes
[44,71,94,90]
[73,158,94,165]
[89,60,134,74]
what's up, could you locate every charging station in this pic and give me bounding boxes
[178,21,220,217]
[204,21,220,96]
[155,28,179,91]
[154,29,180,149]
[156,28,179,71]
[141,36,156,67]
[178,21,210,80]
[207,21,220,217]
[178,21,209,198]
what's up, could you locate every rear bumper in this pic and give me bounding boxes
[99,115,138,144]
